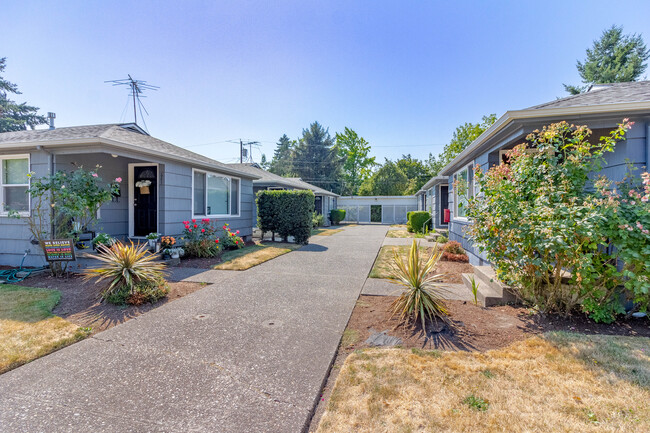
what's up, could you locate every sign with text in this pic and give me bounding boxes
[42,239,76,262]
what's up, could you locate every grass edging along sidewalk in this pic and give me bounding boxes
[0,285,89,374]
[368,245,432,279]
[213,242,301,270]
[312,228,343,236]
[316,333,650,433]
[385,229,425,239]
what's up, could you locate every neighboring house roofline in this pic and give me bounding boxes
[0,124,258,180]
[338,195,417,199]
[439,100,650,176]
[417,176,448,194]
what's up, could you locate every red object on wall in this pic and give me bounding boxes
[444,208,450,223]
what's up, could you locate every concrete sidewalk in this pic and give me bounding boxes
[0,224,388,433]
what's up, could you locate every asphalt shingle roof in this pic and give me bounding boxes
[0,124,255,178]
[228,163,338,196]
[528,81,650,110]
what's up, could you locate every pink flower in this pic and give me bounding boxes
[188,229,192,232]
[235,241,238,245]
[115,177,122,183]
[201,228,205,233]
[236,230,240,234]
[92,173,98,178]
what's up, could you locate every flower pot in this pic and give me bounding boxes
[163,254,171,260]
[148,239,156,249]
[171,252,180,259]
[140,186,150,195]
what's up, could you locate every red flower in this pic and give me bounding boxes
[185,225,190,229]
[188,229,192,232]
[201,228,205,233]
[192,219,196,223]
[223,225,227,229]
[235,241,238,244]
[215,239,219,243]
[182,221,189,225]
[194,224,198,228]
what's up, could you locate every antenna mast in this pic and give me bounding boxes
[105,75,159,127]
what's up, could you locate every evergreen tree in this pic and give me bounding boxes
[335,127,376,195]
[0,58,46,132]
[564,25,650,95]
[395,154,433,195]
[268,134,295,176]
[291,122,342,193]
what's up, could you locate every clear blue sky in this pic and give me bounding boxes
[2,1,650,164]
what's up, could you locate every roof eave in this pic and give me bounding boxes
[439,101,650,176]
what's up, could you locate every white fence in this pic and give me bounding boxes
[337,196,418,224]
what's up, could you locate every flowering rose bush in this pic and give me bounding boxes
[182,218,220,258]
[219,223,243,250]
[467,120,644,322]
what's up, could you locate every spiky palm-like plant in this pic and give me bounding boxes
[390,239,449,329]
[83,241,167,300]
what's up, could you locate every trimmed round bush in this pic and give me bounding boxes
[330,209,346,225]
[407,211,432,234]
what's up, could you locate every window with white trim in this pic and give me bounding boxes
[453,164,473,219]
[192,169,240,217]
[1,155,30,215]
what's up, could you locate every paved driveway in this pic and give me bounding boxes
[0,224,387,433]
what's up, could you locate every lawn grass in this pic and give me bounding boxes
[0,285,88,374]
[368,245,432,279]
[317,333,650,433]
[213,242,301,270]
[312,228,344,236]
[385,229,425,238]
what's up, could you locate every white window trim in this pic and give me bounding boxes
[191,168,241,218]
[453,162,473,222]
[0,154,30,217]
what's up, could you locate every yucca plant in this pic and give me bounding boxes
[83,240,167,300]
[390,239,449,329]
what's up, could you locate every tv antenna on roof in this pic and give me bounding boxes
[105,75,159,129]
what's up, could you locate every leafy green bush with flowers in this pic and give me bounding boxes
[219,223,243,250]
[182,218,221,258]
[467,119,650,323]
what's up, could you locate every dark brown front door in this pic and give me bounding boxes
[133,166,157,237]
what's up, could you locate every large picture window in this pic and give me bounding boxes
[1,155,30,215]
[454,164,473,219]
[192,169,240,217]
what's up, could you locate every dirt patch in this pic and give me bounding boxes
[369,244,473,281]
[437,260,473,283]
[14,273,207,334]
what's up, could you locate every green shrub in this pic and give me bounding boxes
[105,278,169,305]
[467,120,641,322]
[406,211,415,232]
[407,211,432,234]
[330,209,346,225]
[436,235,448,244]
[257,190,314,244]
[312,212,325,228]
[390,240,448,329]
[82,241,167,303]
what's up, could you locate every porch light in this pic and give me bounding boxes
[111,154,118,158]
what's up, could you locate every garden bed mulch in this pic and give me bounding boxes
[308,295,650,431]
[13,273,206,334]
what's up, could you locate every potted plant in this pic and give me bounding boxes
[170,247,182,259]
[92,233,115,253]
[160,236,176,249]
[146,232,160,249]
[135,179,152,194]
[162,248,172,260]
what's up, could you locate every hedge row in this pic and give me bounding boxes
[407,211,432,234]
[257,190,315,244]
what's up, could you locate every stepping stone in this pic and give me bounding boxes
[365,328,403,347]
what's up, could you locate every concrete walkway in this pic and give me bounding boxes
[0,225,388,433]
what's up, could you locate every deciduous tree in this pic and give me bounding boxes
[335,127,375,195]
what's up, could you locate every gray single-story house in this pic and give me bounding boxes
[0,123,258,266]
[437,81,650,265]
[228,163,339,226]
[415,176,448,229]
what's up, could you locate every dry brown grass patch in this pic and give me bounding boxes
[369,245,431,279]
[385,229,425,239]
[1,285,88,374]
[312,228,343,236]
[213,242,300,270]
[317,333,650,433]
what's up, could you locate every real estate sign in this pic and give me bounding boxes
[42,239,76,262]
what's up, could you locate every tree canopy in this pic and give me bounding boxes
[564,25,650,95]
[268,134,295,176]
[358,159,409,196]
[427,114,497,175]
[0,57,46,132]
[291,122,342,194]
[335,127,376,195]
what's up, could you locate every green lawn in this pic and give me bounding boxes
[214,242,301,270]
[0,285,88,374]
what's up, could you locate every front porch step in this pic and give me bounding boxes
[472,266,518,304]
[461,273,503,307]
